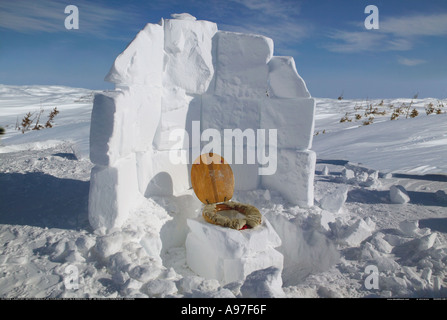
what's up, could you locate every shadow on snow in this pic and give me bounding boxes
[0,172,90,230]
[346,188,447,207]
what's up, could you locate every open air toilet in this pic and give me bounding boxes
[185,152,283,285]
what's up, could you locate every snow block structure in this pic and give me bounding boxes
[88,14,316,230]
[186,217,283,284]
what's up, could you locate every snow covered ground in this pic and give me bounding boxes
[1,84,446,298]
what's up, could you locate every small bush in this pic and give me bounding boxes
[425,103,435,115]
[32,108,45,131]
[314,129,327,136]
[336,98,445,128]
[410,108,419,118]
[45,107,60,128]
[17,107,60,134]
[436,100,445,114]
[20,112,34,133]
[340,112,352,123]
[391,111,400,120]
[363,116,374,126]
[372,109,387,116]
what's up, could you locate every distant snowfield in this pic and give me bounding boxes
[0,85,94,159]
[313,98,447,175]
[1,85,446,298]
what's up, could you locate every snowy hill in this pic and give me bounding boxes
[313,97,447,175]
[1,84,446,298]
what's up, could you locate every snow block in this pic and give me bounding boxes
[342,168,355,180]
[88,154,139,230]
[163,18,217,94]
[398,220,420,236]
[201,94,260,137]
[105,22,164,86]
[262,149,316,207]
[417,233,437,251]
[390,185,410,204]
[90,88,162,166]
[214,31,273,98]
[319,185,348,213]
[231,160,261,191]
[186,233,222,280]
[341,163,380,187]
[240,266,285,298]
[223,248,283,286]
[260,98,315,150]
[95,232,124,259]
[142,279,178,297]
[341,218,376,247]
[186,233,283,285]
[264,211,340,284]
[370,232,393,254]
[268,56,310,99]
[132,88,163,152]
[160,86,194,113]
[135,151,153,196]
[153,90,201,151]
[186,217,283,284]
[90,91,122,166]
[186,216,280,259]
[170,13,197,21]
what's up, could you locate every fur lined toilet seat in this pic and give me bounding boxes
[202,201,262,230]
[191,152,262,231]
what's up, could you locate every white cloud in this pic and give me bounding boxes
[324,30,385,53]
[0,0,140,37]
[230,0,301,20]
[381,13,447,37]
[0,0,65,33]
[324,12,447,54]
[385,38,413,51]
[220,18,310,47]
[397,57,427,66]
[219,0,310,53]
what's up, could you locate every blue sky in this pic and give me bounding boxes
[0,0,446,98]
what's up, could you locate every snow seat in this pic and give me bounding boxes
[186,153,283,284]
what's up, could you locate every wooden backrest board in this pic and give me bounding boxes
[190,153,234,204]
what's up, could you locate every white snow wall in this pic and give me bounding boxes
[88,15,316,231]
